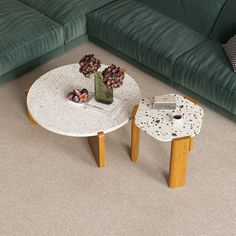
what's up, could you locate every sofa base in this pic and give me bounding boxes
[89,36,236,122]
[0,46,64,86]
[65,34,88,51]
[0,34,88,86]
[174,84,236,122]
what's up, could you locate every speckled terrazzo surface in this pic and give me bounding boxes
[27,64,141,137]
[0,42,235,236]
[135,94,204,142]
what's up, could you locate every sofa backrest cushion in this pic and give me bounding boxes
[210,0,236,43]
[18,0,116,42]
[137,0,227,36]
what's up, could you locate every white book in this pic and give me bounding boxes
[153,95,176,110]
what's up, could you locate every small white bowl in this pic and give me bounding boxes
[66,93,90,106]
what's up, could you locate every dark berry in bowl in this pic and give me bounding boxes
[74,88,81,96]
[67,92,75,101]
[73,95,80,103]
[81,88,88,95]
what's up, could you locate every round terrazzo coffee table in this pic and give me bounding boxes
[26,64,141,167]
[130,94,204,188]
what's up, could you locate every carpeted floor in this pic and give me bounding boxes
[0,42,235,236]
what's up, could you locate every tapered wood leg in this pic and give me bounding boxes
[130,105,140,162]
[189,137,194,152]
[184,96,198,105]
[88,132,105,168]
[184,96,197,153]
[27,110,38,124]
[168,136,191,188]
[25,87,37,125]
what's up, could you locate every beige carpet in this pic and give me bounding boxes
[0,42,235,236]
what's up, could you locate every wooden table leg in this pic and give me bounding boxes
[189,137,194,152]
[168,136,191,188]
[184,96,197,153]
[184,96,198,105]
[88,132,105,168]
[130,105,140,162]
[25,87,38,125]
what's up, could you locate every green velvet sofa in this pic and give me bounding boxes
[0,0,236,119]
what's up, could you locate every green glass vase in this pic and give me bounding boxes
[94,72,113,104]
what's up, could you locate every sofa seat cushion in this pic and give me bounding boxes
[0,0,64,77]
[173,40,236,115]
[87,0,207,79]
[19,0,115,43]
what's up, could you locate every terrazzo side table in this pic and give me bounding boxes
[26,64,141,167]
[131,94,204,188]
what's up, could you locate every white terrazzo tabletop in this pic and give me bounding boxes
[27,64,141,137]
[135,94,204,142]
